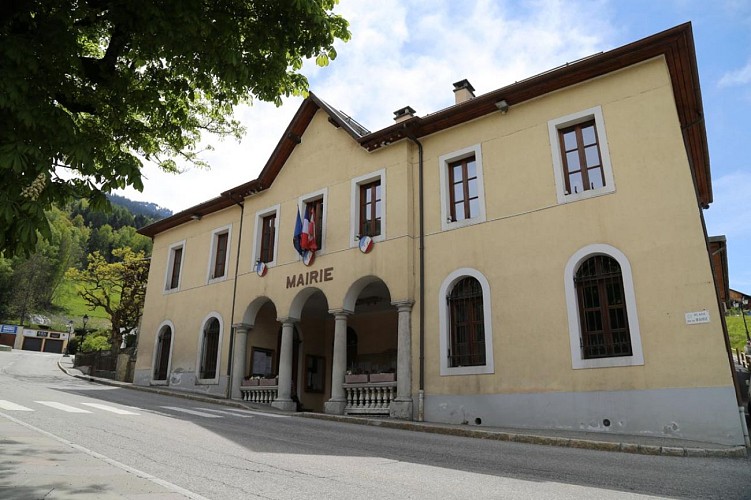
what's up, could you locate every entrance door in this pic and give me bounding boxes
[154,327,172,380]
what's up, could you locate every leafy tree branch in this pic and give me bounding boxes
[0,0,350,256]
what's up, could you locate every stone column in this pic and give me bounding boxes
[325,309,352,415]
[271,319,298,411]
[390,300,414,419]
[230,323,251,400]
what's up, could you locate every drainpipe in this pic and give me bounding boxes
[407,134,425,422]
[225,196,245,399]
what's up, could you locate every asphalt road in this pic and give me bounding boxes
[1,350,750,499]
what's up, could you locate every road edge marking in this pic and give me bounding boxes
[0,410,210,500]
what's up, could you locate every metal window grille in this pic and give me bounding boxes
[448,277,485,367]
[575,255,632,359]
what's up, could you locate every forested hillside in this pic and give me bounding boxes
[0,197,171,329]
[107,194,173,221]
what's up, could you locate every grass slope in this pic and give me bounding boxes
[48,277,111,332]
[727,314,751,351]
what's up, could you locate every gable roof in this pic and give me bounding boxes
[139,22,710,238]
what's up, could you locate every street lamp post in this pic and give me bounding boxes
[63,320,74,357]
[82,314,89,336]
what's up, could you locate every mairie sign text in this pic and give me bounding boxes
[286,267,334,289]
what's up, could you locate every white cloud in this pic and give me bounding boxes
[719,60,751,87]
[117,2,621,213]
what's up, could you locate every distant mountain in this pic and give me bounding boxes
[107,194,173,221]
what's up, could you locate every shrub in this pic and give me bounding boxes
[79,332,111,352]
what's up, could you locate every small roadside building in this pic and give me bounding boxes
[135,23,746,446]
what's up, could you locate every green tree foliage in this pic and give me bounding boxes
[66,248,150,350]
[8,252,54,325]
[87,224,114,261]
[0,0,350,256]
[3,206,90,324]
[79,331,112,353]
[0,257,16,319]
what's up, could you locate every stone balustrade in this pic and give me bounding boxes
[240,385,278,404]
[343,381,397,415]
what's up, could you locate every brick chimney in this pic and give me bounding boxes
[453,79,475,104]
[393,106,416,123]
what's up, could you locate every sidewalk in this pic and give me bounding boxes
[57,356,748,459]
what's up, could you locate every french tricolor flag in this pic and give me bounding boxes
[301,206,318,252]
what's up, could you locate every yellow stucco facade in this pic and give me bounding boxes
[135,24,745,445]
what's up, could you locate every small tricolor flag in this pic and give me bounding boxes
[293,207,303,256]
[301,206,318,253]
[293,205,318,259]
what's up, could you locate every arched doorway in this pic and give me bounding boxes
[347,280,397,379]
[153,325,172,381]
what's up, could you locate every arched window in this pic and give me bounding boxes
[438,268,495,376]
[448,277,485,367]
[564,244,643,369]
[199,318,221,380]
[575,255,631,359]
[153,325,172,381]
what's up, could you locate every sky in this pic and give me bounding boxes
[118,0,751,291]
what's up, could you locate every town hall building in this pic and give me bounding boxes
[135,23,747,446]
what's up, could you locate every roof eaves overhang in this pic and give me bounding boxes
[139,23,711,239]
[137,195,236,238]
[359,22,711,207]
[139,93,361,238]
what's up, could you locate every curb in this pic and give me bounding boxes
[296,412,748,459]
[56,359,749,459]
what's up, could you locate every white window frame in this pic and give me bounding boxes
[564,243,644,369]
[548,105,615,204]
[251,205,280,269]
[439,144,487,232]
[150,320,175,385]
[163,240,186,293]
[438,268,495,376]
[298,188,328,255]
[195,312,224,384]
[350,169,386,247]
[207,225,232,284]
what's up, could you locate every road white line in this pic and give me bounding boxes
[160,406,223,418]
[195,407,255,418]
[0,410,210,500]
[240,409,291,419]
[81,403,140,415]
[0,400,34,411]
[35,401,91,413]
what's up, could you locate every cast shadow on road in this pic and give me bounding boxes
[0,444,121,500]
[43,380,749,500]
